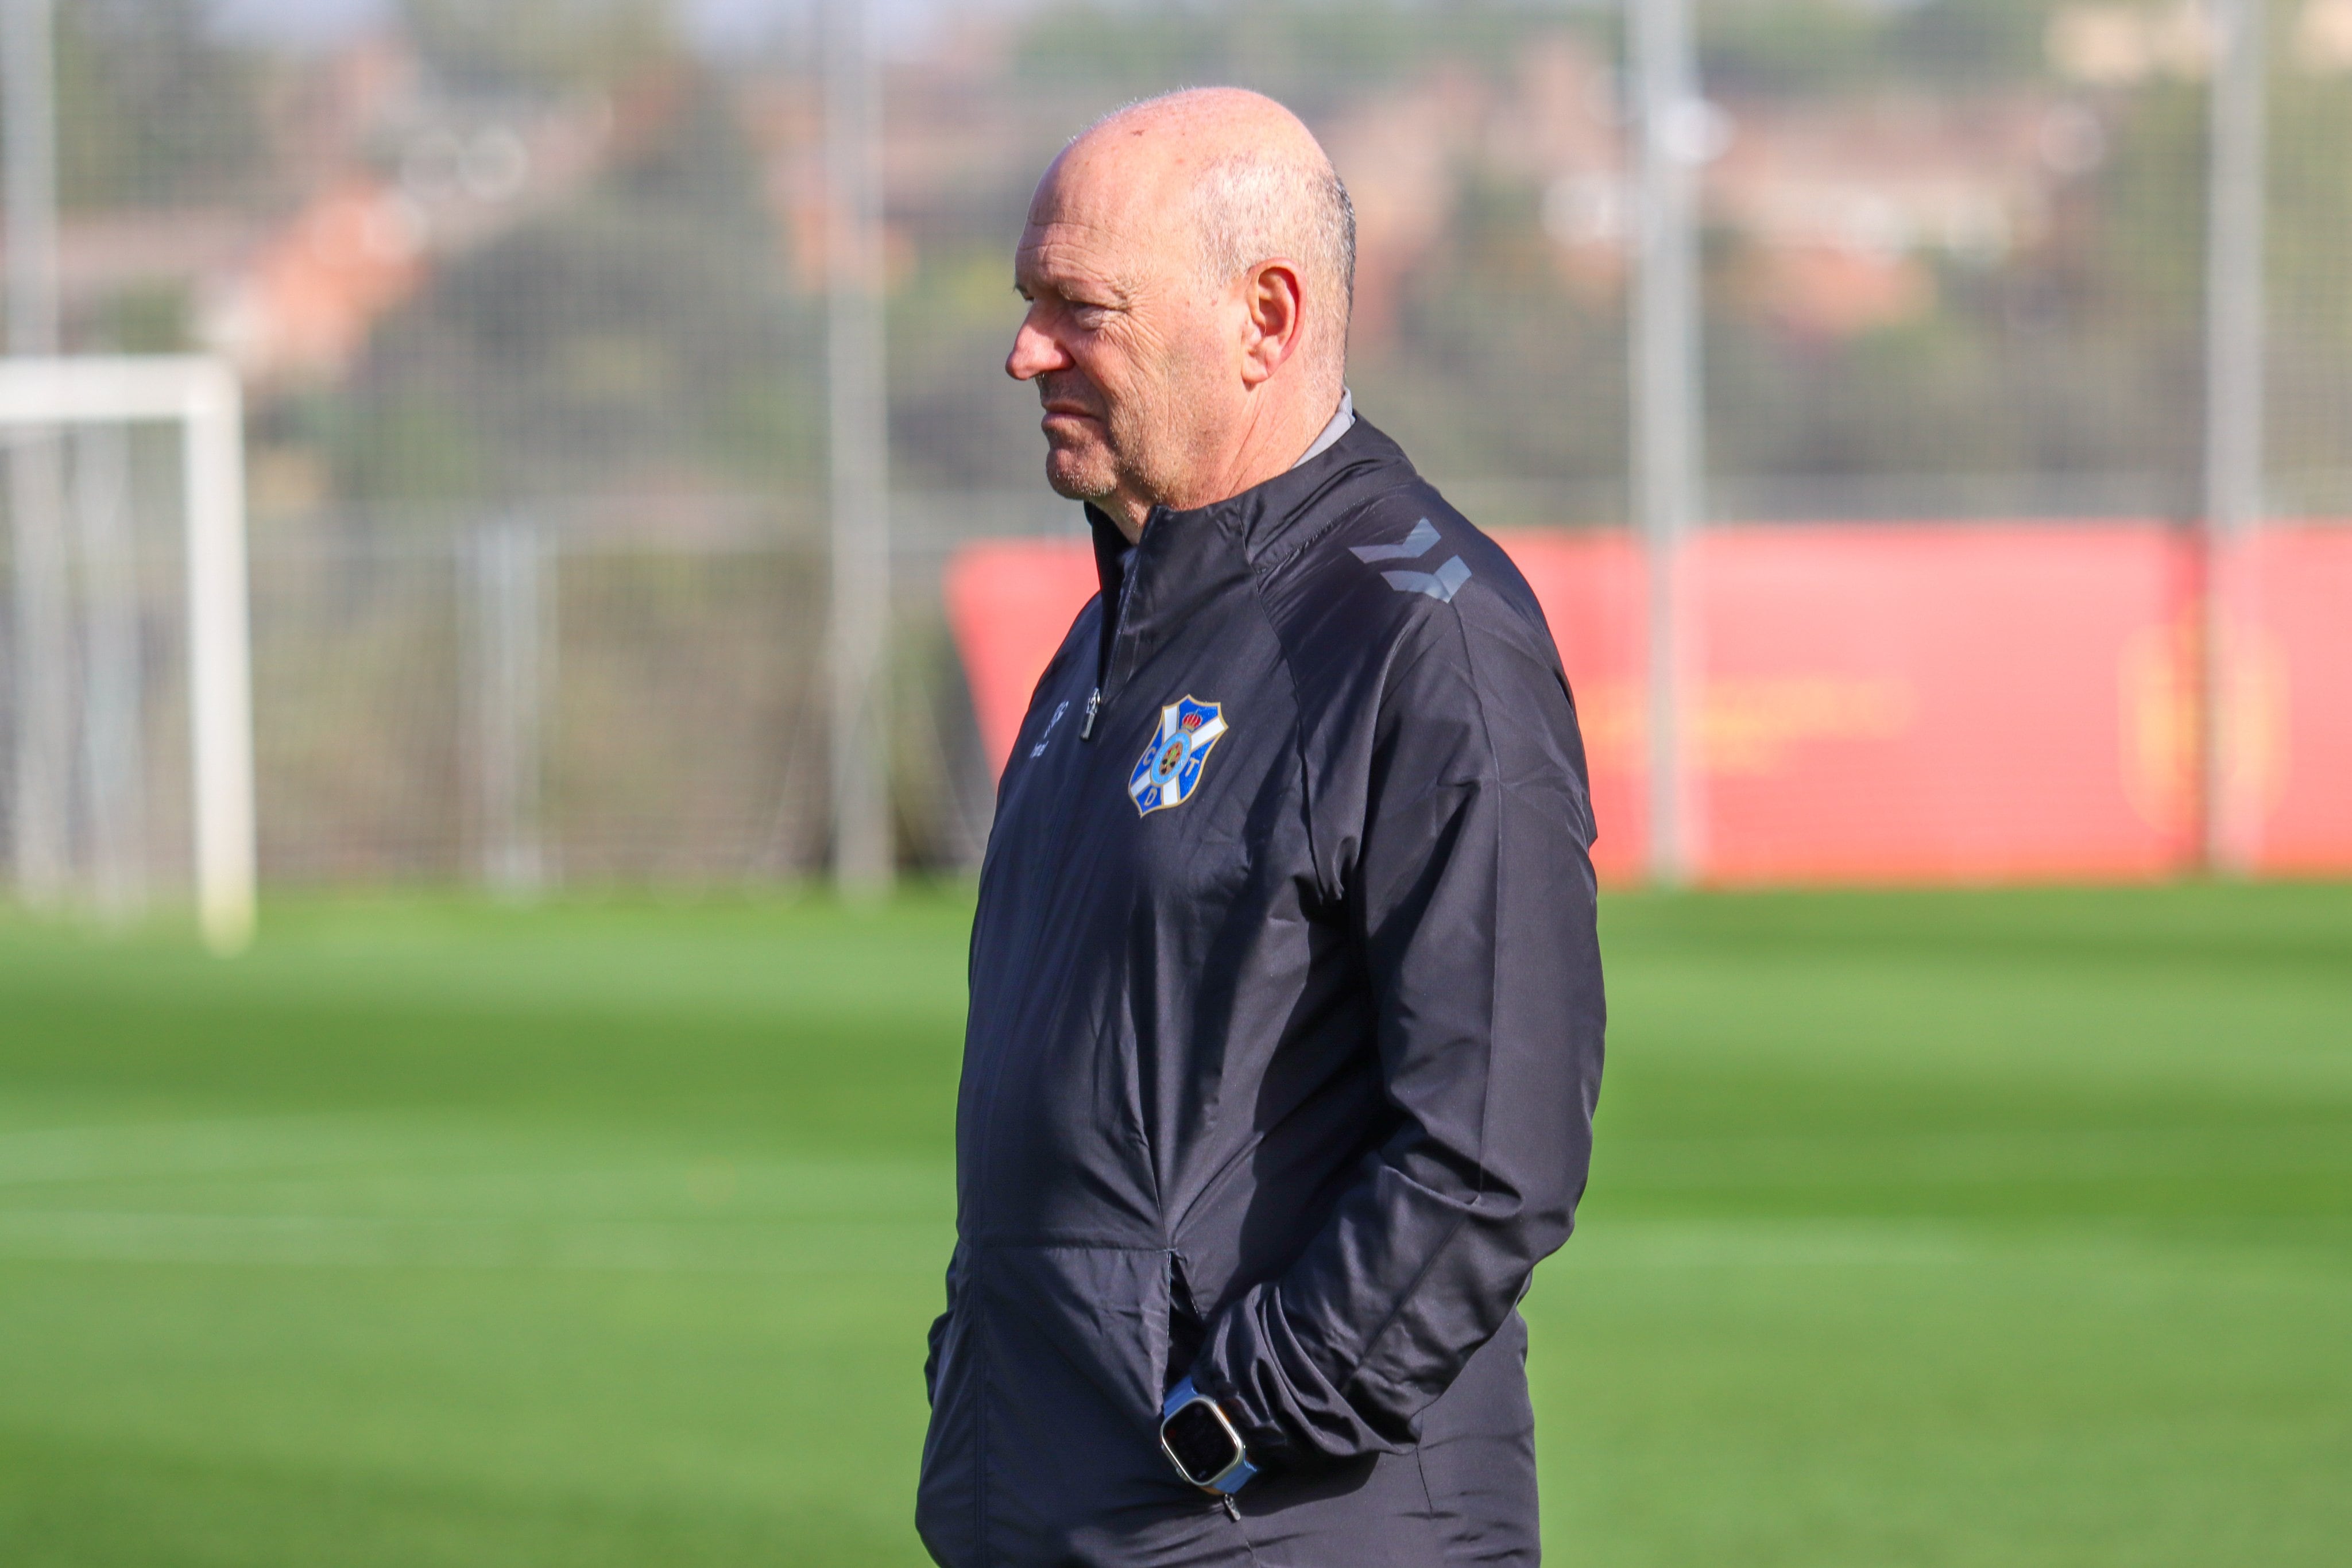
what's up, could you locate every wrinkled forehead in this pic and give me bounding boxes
[1016,140,1195,293]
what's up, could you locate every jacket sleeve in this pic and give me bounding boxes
[1188,595,1606,1466]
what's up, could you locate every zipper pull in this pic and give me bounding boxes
[1221,1493,1241,1522]
[1078,688,1102,741]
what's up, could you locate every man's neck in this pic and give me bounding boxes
[1103,386,1349,543]
[1291,388,1353,470]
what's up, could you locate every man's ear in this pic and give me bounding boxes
[1239,260,1305,386]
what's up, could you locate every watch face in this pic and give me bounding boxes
[1162,1399,1241,1485]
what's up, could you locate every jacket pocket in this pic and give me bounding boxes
[915,1244,981,1565]
[981,1242,1171,1437]
[970,1243,1229,1561]
[923,1240,966,1407]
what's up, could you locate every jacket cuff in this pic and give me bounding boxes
[1190,1281,1409,1467]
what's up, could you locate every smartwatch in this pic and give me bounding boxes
[1159,1377,1258,1495]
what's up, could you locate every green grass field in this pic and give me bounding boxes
[1,884,2346,1567]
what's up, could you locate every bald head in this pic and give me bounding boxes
[1007,89,1356,537]
[1073,89,1356,377]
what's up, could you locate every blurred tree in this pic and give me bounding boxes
[401,0,676,94]
[327,67,825,508]
[889,243,1047,493]
[35,0,271,210]
[1883,0,2061,88]
[309,0,2345,517]
[1699,0,2061,96]
[1701,75,2209,506]
[1699,0,1887,94]
[1012,0,1591,110]
[1361,167,1628,503]
[2262,71,2352,498]
[94,280,194,354]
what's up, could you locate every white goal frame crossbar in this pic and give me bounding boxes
[0,357,254,953]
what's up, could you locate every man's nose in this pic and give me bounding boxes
[1005,318,1069,382]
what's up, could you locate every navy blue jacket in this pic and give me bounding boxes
[918,418,1606,1566]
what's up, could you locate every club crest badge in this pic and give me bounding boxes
[1128,696,1229,816]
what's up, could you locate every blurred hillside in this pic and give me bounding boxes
[19,0,2351,531]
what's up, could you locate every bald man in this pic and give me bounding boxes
[918,90,1605,1567]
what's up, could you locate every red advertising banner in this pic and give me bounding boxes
[943,537,1101,784]
[1509,526,2203,883]
[2249,528,2352,874]
[1480,533,1646,883]
[943,525,2349,884]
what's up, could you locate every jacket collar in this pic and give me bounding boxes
[1085,416,1413,588]
[1082,417,1416,682]
[1189,415,1415,567]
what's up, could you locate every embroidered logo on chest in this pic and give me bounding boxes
[1128,696,1229,816]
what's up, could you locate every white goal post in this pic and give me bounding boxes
[0,356,254,953]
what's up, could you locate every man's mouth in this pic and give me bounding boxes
[1036,372,1104,427]
[1040,404,1102,442]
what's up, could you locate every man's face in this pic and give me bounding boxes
[1005,154,1233,516]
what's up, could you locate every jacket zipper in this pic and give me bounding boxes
[1083,512,1156,744]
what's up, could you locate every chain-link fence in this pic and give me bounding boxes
[2,0,2346,901]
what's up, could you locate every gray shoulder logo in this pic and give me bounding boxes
[1348,517,1472,602]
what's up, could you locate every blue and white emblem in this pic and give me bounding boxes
[1128,696,1229,816]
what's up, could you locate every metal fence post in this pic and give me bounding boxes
[1633,0,1704,887]
[2203,0,2268,876]
[469,520,548,896]
[824,0,893,896]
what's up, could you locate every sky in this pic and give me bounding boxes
[204,0,1040,57]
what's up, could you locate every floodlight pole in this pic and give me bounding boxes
[2203,0,2266,876]
[1632,0,1704,886]
[3,0,71,906]
[823,0,893,896]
